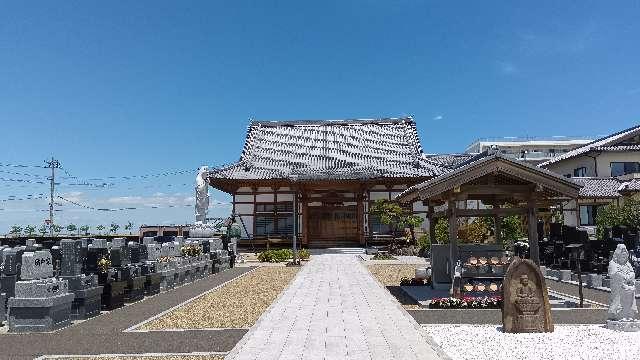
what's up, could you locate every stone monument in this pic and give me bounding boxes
[8,250,75,332]
[606,244,639,331]
[502,258,553,333]
[195,165,209,224]
[59,239,103,320]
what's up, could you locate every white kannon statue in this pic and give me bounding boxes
[608,244,638,322]
[195,166,209,224]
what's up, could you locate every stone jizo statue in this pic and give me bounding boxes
[608,244,638,322]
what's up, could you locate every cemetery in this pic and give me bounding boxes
[0,224,236,334]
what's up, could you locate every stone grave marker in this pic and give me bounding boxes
[142,237,154,245]
[20,251,54,280]
[147,243,161,261]
[60,239,85,276]
[112,238,127,248]
[91,239,108,248]
[502,258,553,333]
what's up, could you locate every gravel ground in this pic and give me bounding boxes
[141,267,299,330]
[423,324,640,360]
[367,264,423,309]
[367,264,418,286]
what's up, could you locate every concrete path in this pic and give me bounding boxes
[227,254,443,360]
[0,267,252,359]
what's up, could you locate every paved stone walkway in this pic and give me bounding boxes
[227,254,443,360]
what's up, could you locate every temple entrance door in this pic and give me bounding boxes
[308,205,358,246]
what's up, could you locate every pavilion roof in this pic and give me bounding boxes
[397,151,582,203]
[208,117,447,183]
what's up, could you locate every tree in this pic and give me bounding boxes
[66,224,77,235]
[9,225,22,237]
[109,223,120,235]
[24,225,36,236]
[38,224,48,236]
[124,221,134,235]
[52,224,62,235]
[80,225,90,235]
[369,199,424,243]
[96,224,105,235]
[596,198,640,239]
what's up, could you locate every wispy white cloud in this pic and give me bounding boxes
[498,61,518,75]
[433,115,443,121]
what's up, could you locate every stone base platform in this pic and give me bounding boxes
[69,286,103,320]
[606,319,640,332]
[8,292,75,332]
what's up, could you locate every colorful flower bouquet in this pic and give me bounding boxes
[429,296,503,309]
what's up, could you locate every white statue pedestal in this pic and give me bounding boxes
[606,319,640,332]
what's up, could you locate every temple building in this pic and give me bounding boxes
[207,117,466,247]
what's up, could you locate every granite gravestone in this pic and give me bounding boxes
[20,251,53,280]
[8,250,74,332]
[1,247,22,300]
[60,239,102,320]
[502,258,553,333]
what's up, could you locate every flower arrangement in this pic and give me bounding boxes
[97,257,111,274]
[429,296,503,309]
[181,245,202,257]
[400,276,432,286]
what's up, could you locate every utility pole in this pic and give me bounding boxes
[44,157,60,236]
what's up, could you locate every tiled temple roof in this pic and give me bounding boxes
[209,117,447,181]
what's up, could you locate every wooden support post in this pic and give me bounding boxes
[495,215,502,245]
[302,194,309,246]
[448,200,458,282]
[528,200,540,265]
[357,192,365,245]
[428,206,436,246]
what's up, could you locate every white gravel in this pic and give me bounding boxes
[423,324,640,360]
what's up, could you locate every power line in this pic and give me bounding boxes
[0,162,47,168]
[57,195,193,212]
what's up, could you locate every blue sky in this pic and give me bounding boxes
[1,1,640,232]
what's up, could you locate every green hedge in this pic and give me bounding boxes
[257,248,311,263]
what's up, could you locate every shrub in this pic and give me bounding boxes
[298,248,311,260]
[257,249,293,263]
[372,252,395,260]
[417,234,430,250]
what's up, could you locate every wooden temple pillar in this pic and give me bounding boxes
[495,215,502,244]
[301,192,309,246]
[527,199,540,265]
[448,200,458,281]
[357,192,365,245]
[427,204,435,247]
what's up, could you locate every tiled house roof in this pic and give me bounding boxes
[539,124,640,167]
[572,178,624,198]
[209,117,447,181]
[592,145,640,152]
